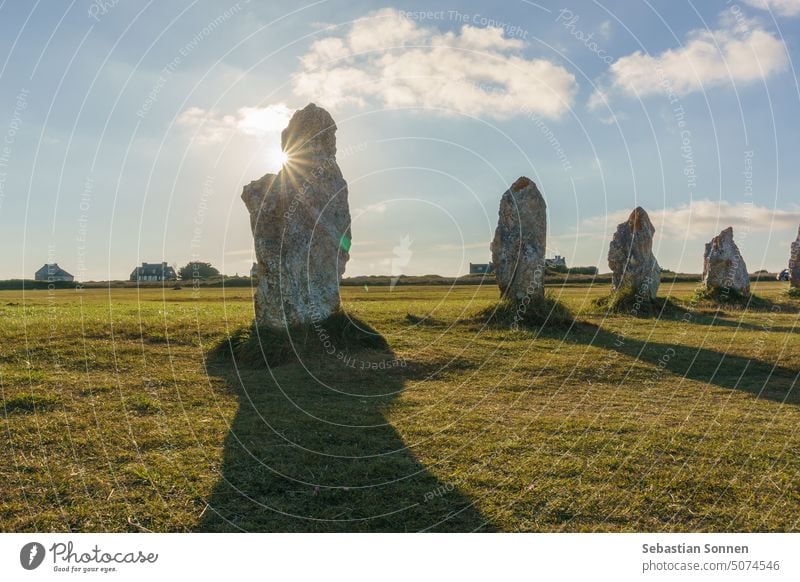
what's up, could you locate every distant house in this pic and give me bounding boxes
[130,262,177,282]
[545,255,567,269]
[469,262,494,275]
[34,263,74,282]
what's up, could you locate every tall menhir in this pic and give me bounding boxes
[491,177,547,303]
[702,227,750,297]
[790,225,800,289]
[241,103,352,328]
[607,207,661,300]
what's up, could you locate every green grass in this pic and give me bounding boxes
[126,394,161,415]
[0,280,798,532]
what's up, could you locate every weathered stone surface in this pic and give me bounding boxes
[790,225,800,289]
[241,103,351,328]
[607,207,661,300]
[490,177,546,302]
[703,226,750,296]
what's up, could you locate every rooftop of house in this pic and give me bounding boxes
[35,263,73,276]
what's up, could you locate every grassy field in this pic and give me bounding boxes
[1,280,798,532]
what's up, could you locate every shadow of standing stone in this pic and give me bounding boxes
[200,321,491,532]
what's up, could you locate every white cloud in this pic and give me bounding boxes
[743,0,800,17]
[456,26,526,51]
[353,202,388,216]
[236,104,294,137]
[598,20,612,40]
[292,8,577,119]
[299,37,351,69]
[591,15,787,107]
[582,200,800,239]
[597,111,628,125]
[177,103,293,144]
[432,241,490,251]
[347,9,427,53]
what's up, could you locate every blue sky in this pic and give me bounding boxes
[1,0,799,280]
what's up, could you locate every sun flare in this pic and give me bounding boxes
[265,147,289,172]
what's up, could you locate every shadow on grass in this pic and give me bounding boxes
[563,321,800,406]
[198,312,490,532]
[671,290,799,332]
[591,291,798,333]
[688,287,787,312]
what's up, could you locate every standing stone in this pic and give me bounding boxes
[703,226,750,296]
[490,177,547,303]
[607,207,661,300]
[241,103,351,328]
[790,225,800,289]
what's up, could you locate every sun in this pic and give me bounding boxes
[265,146,289,172]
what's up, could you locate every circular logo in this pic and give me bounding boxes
[20,542,45,570]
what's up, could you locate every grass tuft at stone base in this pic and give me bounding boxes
[690,286,773,310]
[477,294,574,328]
[211,311,389,368]
[593,290,680,317]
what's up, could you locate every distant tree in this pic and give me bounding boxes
[567,266,598,275]
[178,261,220,280]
